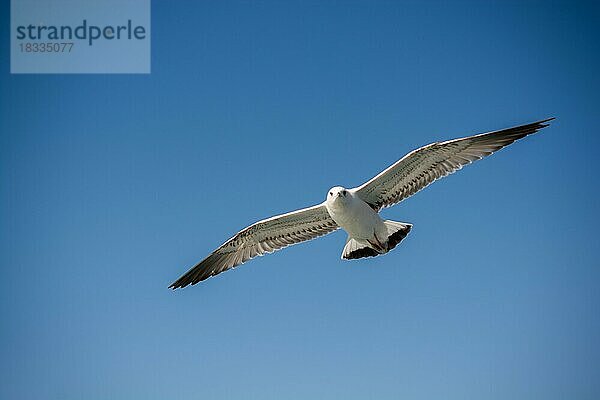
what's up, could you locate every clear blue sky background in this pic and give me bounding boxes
[1,1,599,399]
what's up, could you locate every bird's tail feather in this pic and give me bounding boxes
[382,220,412,252]
[341,220,412,260]
[342,237,379,259]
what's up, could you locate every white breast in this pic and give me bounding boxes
[325,192,384,239]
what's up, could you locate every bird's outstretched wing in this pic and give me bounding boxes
[353,118,554,211]
[169,203,338,288]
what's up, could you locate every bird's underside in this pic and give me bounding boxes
[169,118,553,289]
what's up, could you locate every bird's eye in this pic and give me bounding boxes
[342,190,347,195]
[329,192,333,196]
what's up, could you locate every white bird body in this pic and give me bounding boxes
[324,186,413,258]
[325,187,384,241]
[170,118,553,289]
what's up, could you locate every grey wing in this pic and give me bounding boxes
[169,203,338,288]
[354,118,553,211]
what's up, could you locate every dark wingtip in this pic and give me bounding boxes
[539,117,555,123]
[168,275,197,290]
[168,276,200,290]
[534,117,555,129]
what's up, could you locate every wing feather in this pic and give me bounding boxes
[169,203,338,288]
[354,118,553,210]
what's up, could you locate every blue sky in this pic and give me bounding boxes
[1,1,599,399]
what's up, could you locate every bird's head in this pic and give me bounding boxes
[327,186,349,203]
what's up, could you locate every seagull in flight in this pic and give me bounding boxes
[170,118,553,289]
